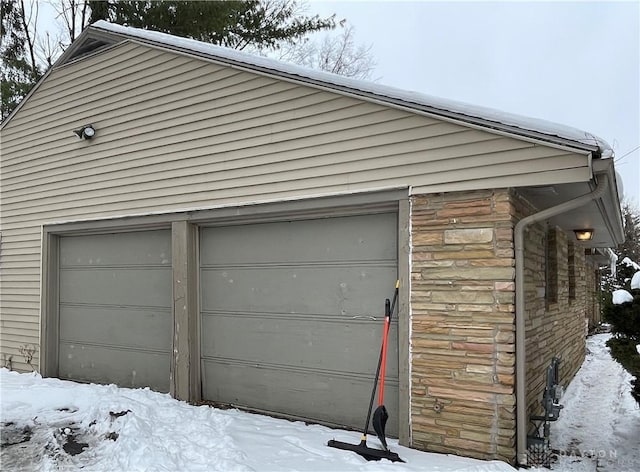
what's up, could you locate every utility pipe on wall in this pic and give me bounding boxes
[514,173,609,465]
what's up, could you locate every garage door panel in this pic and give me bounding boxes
[59,343,170,392]
[60,230,172,267]
[60,306,171,351]
[58,229,172,392]
[200,266,395,316]
[60,268,171,308]
[201,213,397,266]
[201,313,399,377]
[201,360,399,436]
[200,212,399,434]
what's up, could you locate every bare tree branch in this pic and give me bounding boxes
[18,0,39,77]
[51,0,91,44]
[276,24,376,80]
[80,0,88,32]
[35,30,62,67]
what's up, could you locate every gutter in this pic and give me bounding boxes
[514,172,609,465]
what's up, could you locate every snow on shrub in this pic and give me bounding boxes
[612,289,634,305]
[622,257,640,271]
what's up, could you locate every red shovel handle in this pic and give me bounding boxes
[378,300,391,405]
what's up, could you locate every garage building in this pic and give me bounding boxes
[0,21,624,465]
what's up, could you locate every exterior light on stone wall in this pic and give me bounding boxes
[573,229,594,241]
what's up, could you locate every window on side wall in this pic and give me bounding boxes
[545,227,558,305]
[568,242,576,300]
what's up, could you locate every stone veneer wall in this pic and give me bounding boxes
[510,190,588,433]
[410,188,598,464]
[410,189,517,462]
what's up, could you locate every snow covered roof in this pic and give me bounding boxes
[72,21,612,158]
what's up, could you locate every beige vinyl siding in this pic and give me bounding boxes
[2,145,580,218]
[0,40,590,369]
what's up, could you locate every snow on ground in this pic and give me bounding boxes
[1,333,638,471]
[1,369,514,472]
[531,333,640,472]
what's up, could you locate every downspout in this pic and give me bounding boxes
[515,172,609,465]
[606,247,618,279]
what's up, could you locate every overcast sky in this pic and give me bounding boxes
[307,0,640,205]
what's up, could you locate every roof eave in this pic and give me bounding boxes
[1,27,106,130]
[53,28,121,67]
[0,66,54,130]
[592,159,625,245]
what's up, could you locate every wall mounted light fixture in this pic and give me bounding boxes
[73,124,96,139]
[573,229,594,241]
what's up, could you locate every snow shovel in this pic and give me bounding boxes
[372,296,393,451]
[327,280,403,463]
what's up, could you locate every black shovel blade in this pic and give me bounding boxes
[372,405,389,451]
[327,439,404,462]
